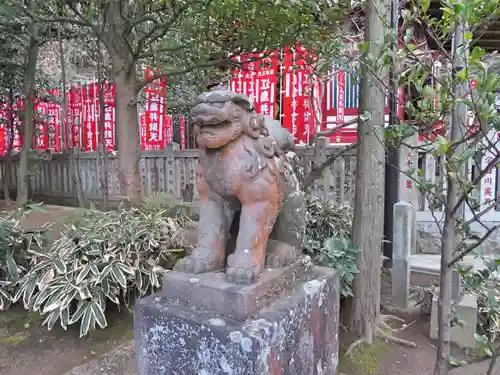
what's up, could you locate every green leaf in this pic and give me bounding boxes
[42,310,61,331]
[70,301,89,324]
[135,269,143,290]
[53,259,67,274]
[76,265,91,284]
[457,69,467,82]
[60,308,70,331]
[23,276,38,308]
[358,43,369,53]
[420,0,430,12]
[111,264,127,289]
[106,291,120,305]
[80,306,93,337]
[90,301,107,329]
[470,46,485,62]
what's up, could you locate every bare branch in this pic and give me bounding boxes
[303,144,357,189]
[316,117,360,136]
[448,224,500,268]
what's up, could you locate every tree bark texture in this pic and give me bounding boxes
[434,12,467,375]
[106,1,142,202]
[3,86,14,203]
[113,63,142,202]
[343,0,388,340]
[16,35,39,207]
[58,19,86,207]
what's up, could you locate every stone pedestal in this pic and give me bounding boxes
[134,258,340,375]
[430,291,478,349]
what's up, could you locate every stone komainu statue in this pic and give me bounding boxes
[174,89,306,285]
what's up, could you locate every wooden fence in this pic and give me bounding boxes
[1,141,500,225]
[0,143,357,207]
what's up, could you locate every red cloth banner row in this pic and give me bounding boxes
[230,45,315,145]
[230,50,280,119]
[0,68,172,155]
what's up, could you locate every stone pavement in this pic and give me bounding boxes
[449,360,492,375]
[62,341,136,375]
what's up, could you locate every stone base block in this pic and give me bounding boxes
[430,292,477,349]
[134,263,340,375]
[410,267,461,300]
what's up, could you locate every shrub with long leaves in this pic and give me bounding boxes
[304,196,353,256]
[14,208,188,337]
[303,196,356,297]
[0,209,47,311]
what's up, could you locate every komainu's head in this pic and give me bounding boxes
[191,89,263,148]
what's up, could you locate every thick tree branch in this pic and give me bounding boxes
[303,144,357,189]
[448,224,500,268]
[136,52,274,91]
[316,117,361,136]
[133,0,211,58]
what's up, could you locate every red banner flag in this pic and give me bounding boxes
[254,51,279,119]
[230,52,279,119]
[34,95,49,150]
[165,115,173,145]
[82,84,90,151]
[179,116,186,149]
[47,89,61,152]
[103,82,115,151]
[0,99,7,155]
[281,44,314,144]
[69,85,83,148]
[12,98,22,152]
[142,67,167,150]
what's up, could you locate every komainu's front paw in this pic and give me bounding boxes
[225,252,261,285]
[174,255,221,274]
[225,266,256,285]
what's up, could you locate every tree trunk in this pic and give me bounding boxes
[434,12,467,375]
[58,18,86,208]
[104,0,142,203]
[16,35,39,208]
[113,61,142,202]
[3,86,14,203]
[97,36,109,208]
[342,0,388,341]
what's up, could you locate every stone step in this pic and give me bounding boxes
[449,359,492,375]
[62,341,136,375]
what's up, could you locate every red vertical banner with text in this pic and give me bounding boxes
[34,95,48,150]
[140,69,148,149]
[69,85,83,148]
[179,116,186,149]
[141,67,167,150]
[92,83,100,151]
[81,84,90,151]
[12,98,22,152]
[254,50,279,119]
[47,89,61,152]
[294,44,314,144]
[335,64,345,127]
[165,115,173,145]
[0,99,7,155]
[281,44,314,144]
[281,46,296,139]
[103,82,115,151]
